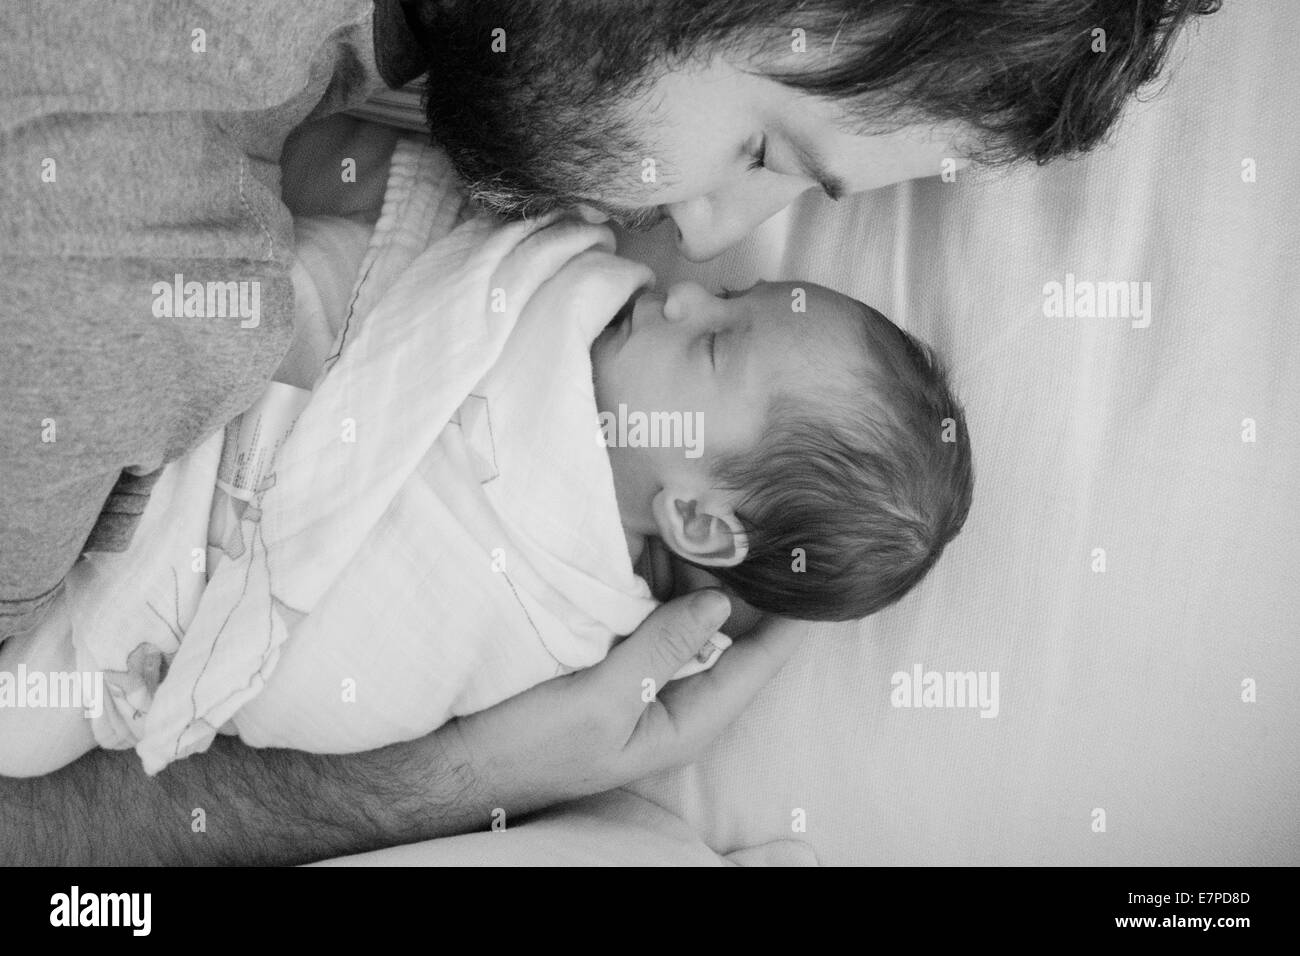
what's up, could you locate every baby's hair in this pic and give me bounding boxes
[704,302,973,622]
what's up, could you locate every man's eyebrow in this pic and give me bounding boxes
[788,138,846,201]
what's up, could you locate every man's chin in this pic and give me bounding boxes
[589,202,666,233]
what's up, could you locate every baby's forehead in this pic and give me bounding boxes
[747,281,872,354]
[744,281,876,386]
[750,280,866,324]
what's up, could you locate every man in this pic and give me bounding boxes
[0,0,1215,864]
[415,0,1219,258]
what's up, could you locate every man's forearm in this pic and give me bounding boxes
[0,725,491,866]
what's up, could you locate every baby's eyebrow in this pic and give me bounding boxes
[718,282,761,299]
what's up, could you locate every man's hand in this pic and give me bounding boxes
[0,590,798,864]
[450,589,802,815]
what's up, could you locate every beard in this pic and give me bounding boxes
[465,174,666,232]
[412,2,665,222]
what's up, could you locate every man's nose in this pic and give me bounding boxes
[665,179,810,262]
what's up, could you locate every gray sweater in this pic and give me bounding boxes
[0,0,423,641]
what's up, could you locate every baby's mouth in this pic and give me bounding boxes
[598,291,639,343]
[602,292,639,336]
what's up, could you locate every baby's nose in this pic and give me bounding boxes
[662,281,717,323]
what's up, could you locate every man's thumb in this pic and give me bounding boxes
[611,590,731,701]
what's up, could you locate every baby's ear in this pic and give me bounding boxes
[651,490,748,568]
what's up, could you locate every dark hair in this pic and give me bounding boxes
[752,0,1223,164]
[412,0,1219,215]
[703,305,974,622]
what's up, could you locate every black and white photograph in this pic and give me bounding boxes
[0,0,1295,905]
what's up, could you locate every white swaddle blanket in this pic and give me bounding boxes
[70,138,726,774]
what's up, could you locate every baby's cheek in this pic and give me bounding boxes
[603,441,650,506]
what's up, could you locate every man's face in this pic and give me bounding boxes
[584,56,971,261]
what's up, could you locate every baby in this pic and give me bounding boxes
[68,141,975,772]
[592,279,973,622]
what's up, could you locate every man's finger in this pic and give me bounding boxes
[647,616,804,753]
[600,590,732,715]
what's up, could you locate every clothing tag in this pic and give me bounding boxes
[215,382,313,502]
[670,632,734,680]
[208,382,312,579]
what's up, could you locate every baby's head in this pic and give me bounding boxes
[591,280,973,622]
